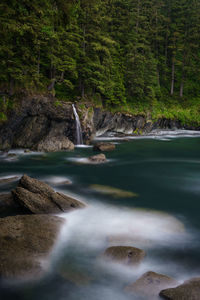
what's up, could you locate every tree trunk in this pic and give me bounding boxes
[180,65,185,97]
[165,29,168,64]
[180,55,186,98]
[9,78,14,96]
[170,60,175,95]
[81,83,85,98]
[37,49,40,75]
[47,79,56,91]
[136,0,140,33]
[60,71,64,81]
[180,80,184,98]
[157,68,160,87]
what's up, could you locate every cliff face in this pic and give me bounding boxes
[0,97,76,151]
[0,96,194,151]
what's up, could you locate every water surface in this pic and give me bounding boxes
[1,131,200,299]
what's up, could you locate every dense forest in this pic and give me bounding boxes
[1,0,200,123]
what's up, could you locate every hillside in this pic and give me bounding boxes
[1,0,200,125]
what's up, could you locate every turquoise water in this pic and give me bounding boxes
[1,135,200,299]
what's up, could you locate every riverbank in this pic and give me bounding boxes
[0,95,199,152]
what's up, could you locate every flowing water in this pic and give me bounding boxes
[72,104,83,145]
[1,130,200,299]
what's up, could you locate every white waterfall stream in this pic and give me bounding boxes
[72,104,83,145]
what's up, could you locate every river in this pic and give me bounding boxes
[1,130,200,299]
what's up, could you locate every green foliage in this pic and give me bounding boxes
[0,0,200,123]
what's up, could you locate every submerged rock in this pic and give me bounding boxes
[125,271,178,299]
[90,184,138,198]
[88,153,107,163]
[93,142,116,152]
[107,234,152,248]
[60,267,93,286]
[160,277,200,300]
[103,246,145,266]
[0,214,64,279]
[12,175,85,214]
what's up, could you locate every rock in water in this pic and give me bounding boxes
[160,277,200,300]
[103,246,145,266]
[37,136,74,152]
[12,175,85,214]
[93,142,116,152]
[125,271,178,299]
[0,214,64,279]
[90,184,138,198]
[88,153,106,163]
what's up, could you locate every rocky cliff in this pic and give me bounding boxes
[0,96,195,151]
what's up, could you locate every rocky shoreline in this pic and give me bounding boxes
[0,96,200,298]
[0,174,199,298]
[0,175,85,279]
[0,96,199,152]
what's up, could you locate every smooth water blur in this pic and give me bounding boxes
[1,131,200,299]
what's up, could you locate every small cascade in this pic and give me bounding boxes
[72,104,83,145]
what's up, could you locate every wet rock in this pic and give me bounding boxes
[13,115,50,149]
[60,267,92,286]
[36,121,74,152]
[7,153,17,157]
[0,193,19,215]
[0,176,19,185]
[24,149,31,153]
[90,184,138,198]
[94,109,146,136]
[103,246,145,266]
[0,214,64,279]
[153,118,182,130]
[125,271,178,299]
[93,142,116,152]
[107,234,152,248]
[88,153,106,163]
[12,175,85,214]
[37,135,74,152]
[78,105,94,144]
[160,277,200,300]
[0,97,77,151]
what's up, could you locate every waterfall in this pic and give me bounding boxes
[72,104,83,145]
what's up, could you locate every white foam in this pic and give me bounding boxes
[47,202,197,288]
[58,203,188,252]
[94,130,200,142]
[0,174,21,181]
[75,145,93,148]
[66,157,114,164]
[42,176,72,186]
[8,149,44,155]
